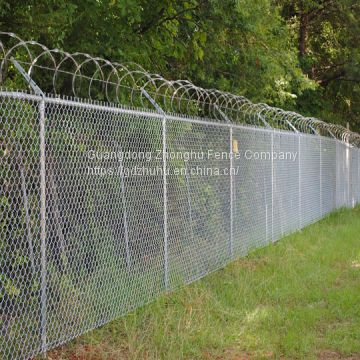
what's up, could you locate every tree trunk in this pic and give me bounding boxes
[299,12,309,57]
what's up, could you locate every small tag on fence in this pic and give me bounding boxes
[232,139,239,153]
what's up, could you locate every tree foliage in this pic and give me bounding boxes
[0,0,359,130]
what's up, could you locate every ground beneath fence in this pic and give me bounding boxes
[44,207,360,360]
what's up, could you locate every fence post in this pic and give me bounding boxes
[213,106,234,255]
[271,131,274,241]
[162,115,169,289]
[10,58,48,356]
[336,142,339,208]
[320,137,322,217]
[39,98,47,355]
[229,126,234,257]
[358,149,360,204]
[184,162,194,243]
[346,143,350,207]
[298,133,302,229]
[358,148,360,204]
[140,89,168,290]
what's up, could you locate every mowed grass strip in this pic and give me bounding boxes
[47,207,360,360]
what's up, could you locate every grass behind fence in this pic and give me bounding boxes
[47,206,360,360]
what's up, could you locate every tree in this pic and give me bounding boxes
[277,0,360,130]
[0,0,359,130]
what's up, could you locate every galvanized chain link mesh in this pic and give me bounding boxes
[232,128,272,254]
[0,93,42,359]
[1,90,360,359]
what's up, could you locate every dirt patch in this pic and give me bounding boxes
[317,350,360,360]
[203,348,275,360]
[45,343,130,360]
[236,257,269,271]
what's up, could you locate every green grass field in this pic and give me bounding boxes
[47,207,360,360]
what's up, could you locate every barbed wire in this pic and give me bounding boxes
[1,31,359,146]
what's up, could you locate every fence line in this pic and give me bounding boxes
[0,89,359,359]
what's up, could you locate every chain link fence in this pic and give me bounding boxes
[1,90,359,359]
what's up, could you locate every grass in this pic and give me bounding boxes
[47,207,360,360]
